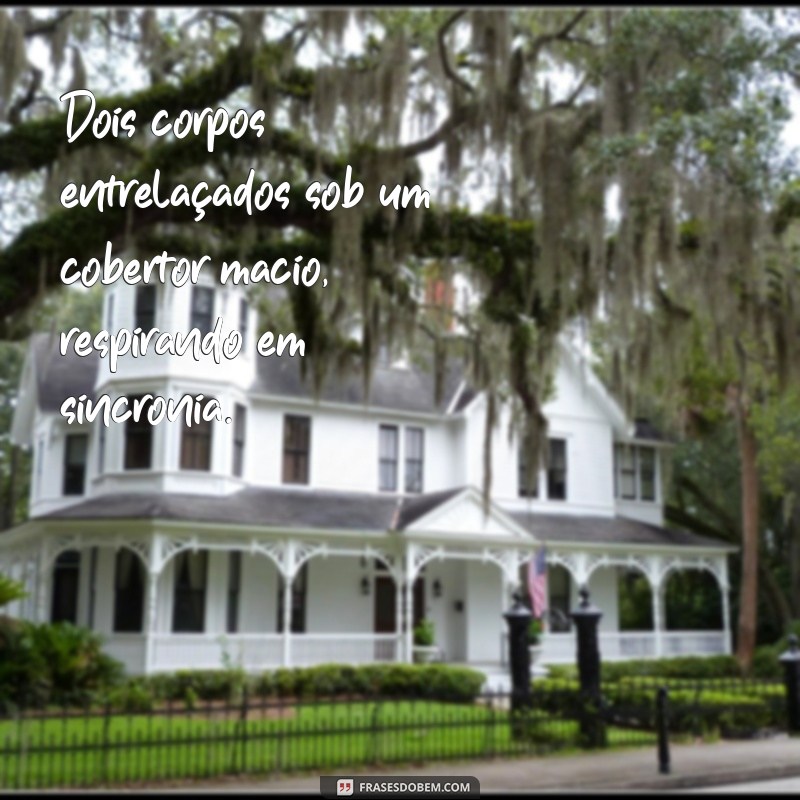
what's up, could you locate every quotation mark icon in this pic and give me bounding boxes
[337,778,354,796]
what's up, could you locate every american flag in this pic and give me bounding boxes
[528,546,548,619]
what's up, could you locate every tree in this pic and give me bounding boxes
[1,9,800,656]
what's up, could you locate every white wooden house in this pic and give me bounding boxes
[1,273,735,678]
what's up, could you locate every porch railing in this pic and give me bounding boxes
[501,629,729,666]
[291,633,400,665]
[151,633,284,672]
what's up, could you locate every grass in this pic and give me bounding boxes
[0,699,656,789]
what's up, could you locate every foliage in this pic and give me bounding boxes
[125,663,486,706]
[0,574,26,608]
[413,618,435,646]
[545,654,743,682]
[528,617,543,645]
[0,620,124,711]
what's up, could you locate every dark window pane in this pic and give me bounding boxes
[547,438,567,500]
[135,285,157,330]
[51,550,80,624]
[639,447,656,501]
[124,396,154,470]
[405,427,424,494]
[113,549,145,632]
[63,433,88,495]
[190,287,214,336]
[379,425,398,491]
[618,445,637,500]
[232,404,247,478]
[548,564,572,632]
[282,415,311,484]
[172,551,207,633]
[180,396,214,471]
[227,551,241,633]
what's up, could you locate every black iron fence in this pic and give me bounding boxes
[0,675,786,791]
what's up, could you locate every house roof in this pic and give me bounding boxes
[40,486,730,550]
[508,510,727,549]
[31,333,100,413]
[251,354,465,415]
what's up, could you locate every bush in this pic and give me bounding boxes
[544,655,743,684]
[0,620,124,712]
[413,619,435,646]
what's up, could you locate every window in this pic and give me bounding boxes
[379,425,399,491]
[282,415,311,484]
[172,550,207,633]
[51,550,80,624]
[63,433,88,495]
[232,404,247,478]
[517,439,539,498]
[124,395,154,469]
[239,298,249,350]
[277,562,308,633]
[615,444,657,502]
[190,286,214,335]
[227,552,241,634]
[134,285,156,330]
[547,438,567,500]
[180,397,214,471]
[113,549,145,632]
[639,447,656,501]
[405,427,424,493]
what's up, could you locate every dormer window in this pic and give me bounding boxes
[63,433,88,495]
[135,285,156,330]
[614,444,658,502]
[191,286,214,335]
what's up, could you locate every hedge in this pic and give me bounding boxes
[546,655,743,683]
[106,663,487,712]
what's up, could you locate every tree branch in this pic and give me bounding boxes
[437,10,475,96]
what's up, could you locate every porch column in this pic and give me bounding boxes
[404,544,415,664]
[36,540,50,623]
[282,540,295,668]
[394,569,404,663]
[721,581,732,655]
[651,583,664,658]
[718,557,733,655]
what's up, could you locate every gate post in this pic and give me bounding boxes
[780,634,800,734]
[503,590,532,738]
[570,585,606,746]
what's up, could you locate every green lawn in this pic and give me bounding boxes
[0,700,655,789]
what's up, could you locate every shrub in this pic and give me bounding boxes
[29,623,125,705]
[108,681,153,713]
[413,619,435,646]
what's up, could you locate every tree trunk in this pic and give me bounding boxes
[734,406,759,671]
